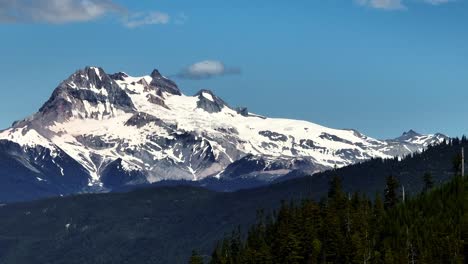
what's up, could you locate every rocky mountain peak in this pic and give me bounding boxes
[195,89,229,113]
[403,129,420,137]
[235,107,249,117]
[66,66,109,89]
[386,129,449,150]
[37,66,135,123]
[149,69,181,96]
[391,129,423,142]
[0,65,451,202]
[109,72,129,81]
[150,69,163,78]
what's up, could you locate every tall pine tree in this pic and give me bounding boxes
[384,175,399,210]
[423,172,434,193]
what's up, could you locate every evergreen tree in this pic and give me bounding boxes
[423,172,434,193]
[189,250,204,264]
[328,174,344,202]
[453,153,462,176]
[384,175,399,210]
[229,228,242,263]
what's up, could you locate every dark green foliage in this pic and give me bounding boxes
[423,172,434,192]
[453,152,463,175]
[190,251,204,264]
[384,175,399,210]
[312,139,468,197]
[0,182,332,264]
[209,175,467,264]
[327,175,344,201]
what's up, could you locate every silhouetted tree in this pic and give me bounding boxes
[453,153,462,176]
[384,175,399,210]
[423,172,434,193]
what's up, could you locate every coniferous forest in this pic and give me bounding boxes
[195,165,467,263]
[0,140,466,264]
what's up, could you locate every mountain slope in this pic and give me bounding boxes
[0,66,447,201]
[0,139,464,264]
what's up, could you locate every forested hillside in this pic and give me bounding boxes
[0,139,465,264]
[296,137,467,197]
[204,171,467,264]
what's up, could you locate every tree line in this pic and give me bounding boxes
[190,155,467,263]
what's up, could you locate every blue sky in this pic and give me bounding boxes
[0,0,467,139]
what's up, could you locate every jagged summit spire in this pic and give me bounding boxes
[149,69,181,96]
[109,72,129,81]
[392,129,422,142]
[62,66,112,89]
[37,66,135,123]
[403,129,420,136]
[150,69,163,78]
[195,89,229,113]
[195,89,216,97]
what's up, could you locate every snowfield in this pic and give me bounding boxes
[0,67,448,188]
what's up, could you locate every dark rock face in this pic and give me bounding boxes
[38,67,135,122]
[169,132,217,165]
[299,139,325,150]
[124,112,166,128]
[221,155,267,179]
[259,131,288,142]
[36,89,75,122]
[319,133,353,145]
[109,72,129,81]
[76,135,117,150]
[220,155,323,183]
[100,159,149,188]
[235,107,249,117]
[147,94,170,109]
[195,90,229,113]
[336,149,372,161]
[393,129,422,142]
[0,140,90,203]
[149,69,181,95]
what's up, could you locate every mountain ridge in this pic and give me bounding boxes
[0,66,449,201]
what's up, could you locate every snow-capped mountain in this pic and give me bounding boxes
[0,66,448,201]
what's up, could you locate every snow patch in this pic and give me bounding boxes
[201,92,214,102]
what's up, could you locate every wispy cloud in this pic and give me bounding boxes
[422,0,455,5]
[176,60,241,80]
[355,0,406,10]
[0,0,121,23]
[355,0,456,10]
[0,0,176,28]
[124,11,170,28]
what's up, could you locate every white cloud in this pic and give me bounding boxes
[0,0,175,28]
[177,60,241,80]
[355,0,406,10]
[355,0,456,10]
[0,0,122,23]
[422,0,454,5]
[124,11,170,28]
